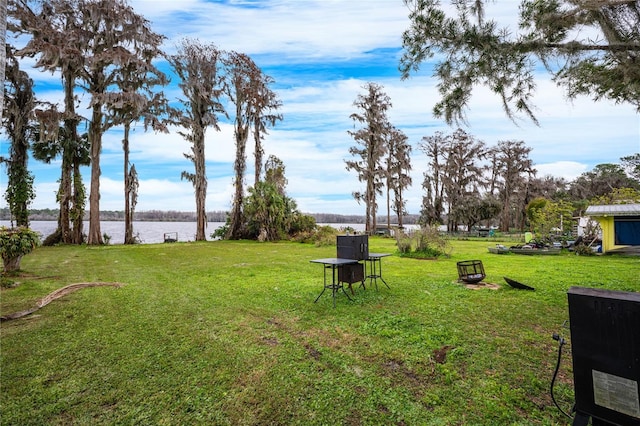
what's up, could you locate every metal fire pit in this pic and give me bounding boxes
[457,260,485,284]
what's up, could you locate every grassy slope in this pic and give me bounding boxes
[1,238,639,425]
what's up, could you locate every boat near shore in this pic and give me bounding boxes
[487,244,510,254]
[509,245,561,255]
[488,243,562,255]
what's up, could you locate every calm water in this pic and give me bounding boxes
[0,221,373,245]
[0,221,227,244]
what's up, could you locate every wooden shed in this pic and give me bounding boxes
[585,204,640,254]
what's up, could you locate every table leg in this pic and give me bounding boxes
[314,264,353,307]
[331,264,337,307]
[365,258,390,290]
[314,265,329,303]
[378,258,390,289]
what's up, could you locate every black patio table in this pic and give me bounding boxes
[364,253,391,290]
[310,258,360,307]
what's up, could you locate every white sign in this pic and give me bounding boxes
[592,370,640,419]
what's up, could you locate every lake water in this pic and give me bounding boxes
[0,221,373,245]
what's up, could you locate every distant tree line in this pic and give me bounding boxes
[0,207,423,226]
[345,83,640,236]
[417,130,640,234]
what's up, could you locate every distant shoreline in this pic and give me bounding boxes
[0,208,420,225]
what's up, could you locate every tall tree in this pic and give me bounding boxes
[168,39,225,241]
[490,140,536,231]
[224,52,282,240]
[400,0,640,125]
[9,0,88,244]
[11,0,167,244]
[29,106,89,245]
[385,125,412,228]
[251,73,282,187]
[441,129,486,231]
[76,0,166,244]
[107,48,169,244]
[418,131,447,226]
[346,82,392,234]
[2,45,36,226]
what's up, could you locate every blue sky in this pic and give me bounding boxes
[1,0,639,216]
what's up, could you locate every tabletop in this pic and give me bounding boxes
[310,258,361,266]
[367,253,391,259]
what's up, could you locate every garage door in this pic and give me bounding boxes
[615,217,640,245]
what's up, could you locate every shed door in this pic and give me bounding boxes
[614,216,640,245]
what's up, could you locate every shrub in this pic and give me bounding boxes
[395,233,412,254]
[395,226,451,258]
[0,226,40,273]
[289,213,316,235]
[291,225,339,246]
[573,243,596,256]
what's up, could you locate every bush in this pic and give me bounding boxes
[291,225,339,246]
[573,243,596,256]
[0,226,40,273]
[395,233,412,254]
[289,213,316,235]
[395,226,451,258]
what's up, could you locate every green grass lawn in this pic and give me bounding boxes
[1,238,638,425]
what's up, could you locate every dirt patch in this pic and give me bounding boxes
[462,282,500,290]
[432,345,454,364]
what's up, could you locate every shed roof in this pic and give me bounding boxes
[585,203,640,217]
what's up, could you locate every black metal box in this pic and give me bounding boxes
[338,263,364,284]
[567,286,640,425]
[337,235,369,260]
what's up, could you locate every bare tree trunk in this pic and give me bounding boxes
[366,138,375,234]
[71,159,84,244]
[501,191,511,232]
[87,105,103,245]
[58,159,72,242]
[365,181,372,234]
[386,186,391,229]
[63,73,78,243]
[123,123,133,244]
[194,131,207,241]
[3,255,23,273]
[228,124,249,239]
[397,187,404,228]
[369,178,377,234]
[254,134,262,186]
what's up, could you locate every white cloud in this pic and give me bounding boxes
[536,161,588,181]
[134,0,410,59]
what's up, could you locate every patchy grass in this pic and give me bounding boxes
[1,238,638,425]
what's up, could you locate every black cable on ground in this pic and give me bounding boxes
[551,333,573,420]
